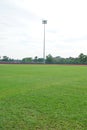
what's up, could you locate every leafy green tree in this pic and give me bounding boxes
[46,54,53,63]
[22,57,32,63]
[33,56,38,63]
[53,56,65,64]
[2,56,9,61]
[78,53,87,64]
[37,58,44,63]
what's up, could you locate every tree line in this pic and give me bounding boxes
[0,53,87,64]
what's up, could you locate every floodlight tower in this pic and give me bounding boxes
[42,20,47,63]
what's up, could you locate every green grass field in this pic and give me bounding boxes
[0,64,87,130]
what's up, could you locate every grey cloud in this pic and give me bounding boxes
[0,0,41,48]
[47,29,58,34]
[64,36,87,43]
[0,0,40,29]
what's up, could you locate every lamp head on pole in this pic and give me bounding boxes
[42,20,47,24]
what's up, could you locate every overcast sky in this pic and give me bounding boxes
[0,0,87,59]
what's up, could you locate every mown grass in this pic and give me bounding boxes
[0,64,87,130]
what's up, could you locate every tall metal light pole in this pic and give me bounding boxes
[42,20,47,64]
